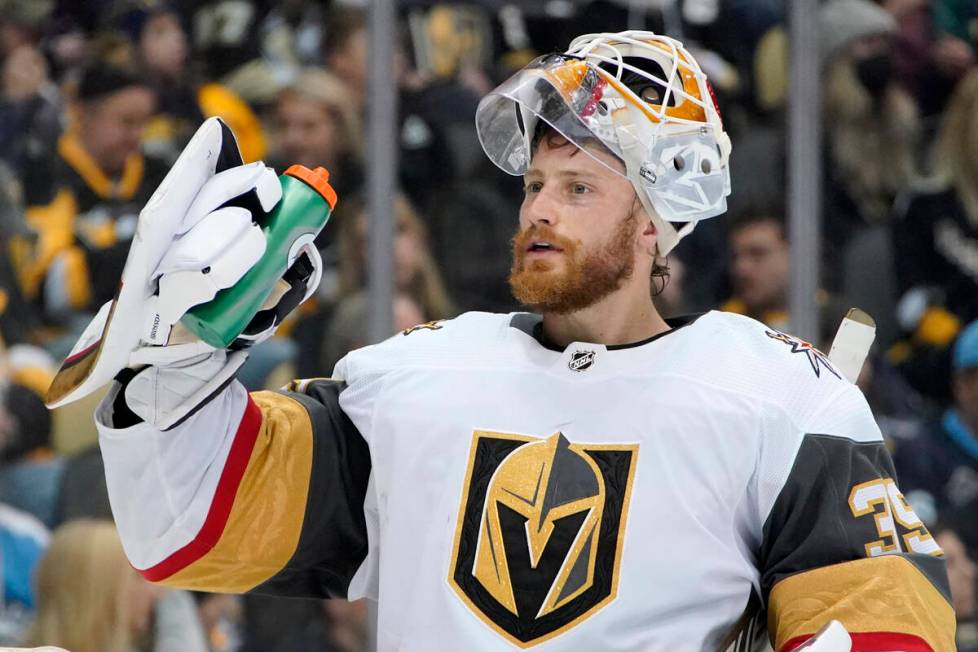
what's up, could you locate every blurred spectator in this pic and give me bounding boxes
[151,590,213,652]
[0,382,12,448]
[933,0,977,83]
[733,0,920,309]
[727,23,787,223]
[820,0,921,289]
[881,0,943,117]
[403,19,531,306]
[1,342,56,403]
[0,243,44,360]
[10,63,168,328]
[0,0,63,177]
[24,519,209,652]
[323,6,461,208]
[194,593,242,652]
[239,594,329,652]
[259,0,329,69]
[322,599,368,652]
[53,443,112,525]
[719,203,847,336]
[0,384,62,528]
[321,291,426,372]
[0,196,52,410]
[422,176,521,313]
[895,319,978,513]
[890,68,978,398]
[176,0,268,82]
[856,351,931,444]
[399,4,492,175]
[0,503,48,644]
[240,594,365,652]
[722,207,790,331]
[122,2,266,164]
[676,0,780,110]
[0,0,52,54]
[933,514,978,651]
[337,192,455,323]
[895,69,978,329]
[322,8,370,107]
[269,69,363,199]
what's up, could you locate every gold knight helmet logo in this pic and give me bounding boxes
[449,431,638,647]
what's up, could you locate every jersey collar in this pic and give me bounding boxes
[508,312,705,353]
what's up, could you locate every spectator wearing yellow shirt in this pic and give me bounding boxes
[12,64,168,326]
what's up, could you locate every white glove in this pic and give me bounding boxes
[50,118,322,430]
[123,349,248,429]
[48,118,272,410]
[149,163,280,337]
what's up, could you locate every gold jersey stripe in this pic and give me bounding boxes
[768,555,955,651]
[155,391,313,592]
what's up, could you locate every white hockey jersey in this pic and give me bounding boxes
[95,310,954,651]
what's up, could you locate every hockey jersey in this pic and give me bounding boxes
[95,310,955,651]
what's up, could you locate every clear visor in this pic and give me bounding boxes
[475,54,627,177]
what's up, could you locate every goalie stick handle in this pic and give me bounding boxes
[828,308,877,384]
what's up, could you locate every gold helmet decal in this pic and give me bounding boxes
[450,430,638,647]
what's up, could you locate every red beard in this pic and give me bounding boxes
[508,215,637,314]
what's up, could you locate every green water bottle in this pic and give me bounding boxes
[180,164,337,348]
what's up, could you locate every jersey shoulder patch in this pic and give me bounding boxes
[400,320,447,336]
[761,328,842,380]
[698,312,869,435]
[708,311,844,383]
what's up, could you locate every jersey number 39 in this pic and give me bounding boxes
[849,479,943,557]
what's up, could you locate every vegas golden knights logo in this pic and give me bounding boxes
[449,430,638,647]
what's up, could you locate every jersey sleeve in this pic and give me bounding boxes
[756,381,955,651]
[96,376,372,599]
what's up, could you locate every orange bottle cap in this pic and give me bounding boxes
[284,165,338,209]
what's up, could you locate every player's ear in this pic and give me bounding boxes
[632,198,658,256]
[644,221,659,257]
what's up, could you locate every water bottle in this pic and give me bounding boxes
[180,164,336,348]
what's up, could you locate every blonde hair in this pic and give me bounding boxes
[26,520,146,652]
[337,193,455,321]
[275,68,363,161]
[935,69,978,226]
[823,54,919,222]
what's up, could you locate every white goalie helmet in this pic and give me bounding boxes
[476,30,732,256]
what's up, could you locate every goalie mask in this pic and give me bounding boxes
[476,31,731,256]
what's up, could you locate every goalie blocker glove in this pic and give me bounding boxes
[48,118,323,430]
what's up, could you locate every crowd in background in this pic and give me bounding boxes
[0,0,975,650]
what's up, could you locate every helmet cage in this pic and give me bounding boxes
[475,30,732,256]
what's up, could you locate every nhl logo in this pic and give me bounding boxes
[568,350,596,372]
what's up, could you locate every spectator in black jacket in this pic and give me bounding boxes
[0,384,62,528]
[889,68,978,401]
[894,69,978,330]
[895,319,978,513]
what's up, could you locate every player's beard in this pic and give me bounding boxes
[509,213,637,314]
